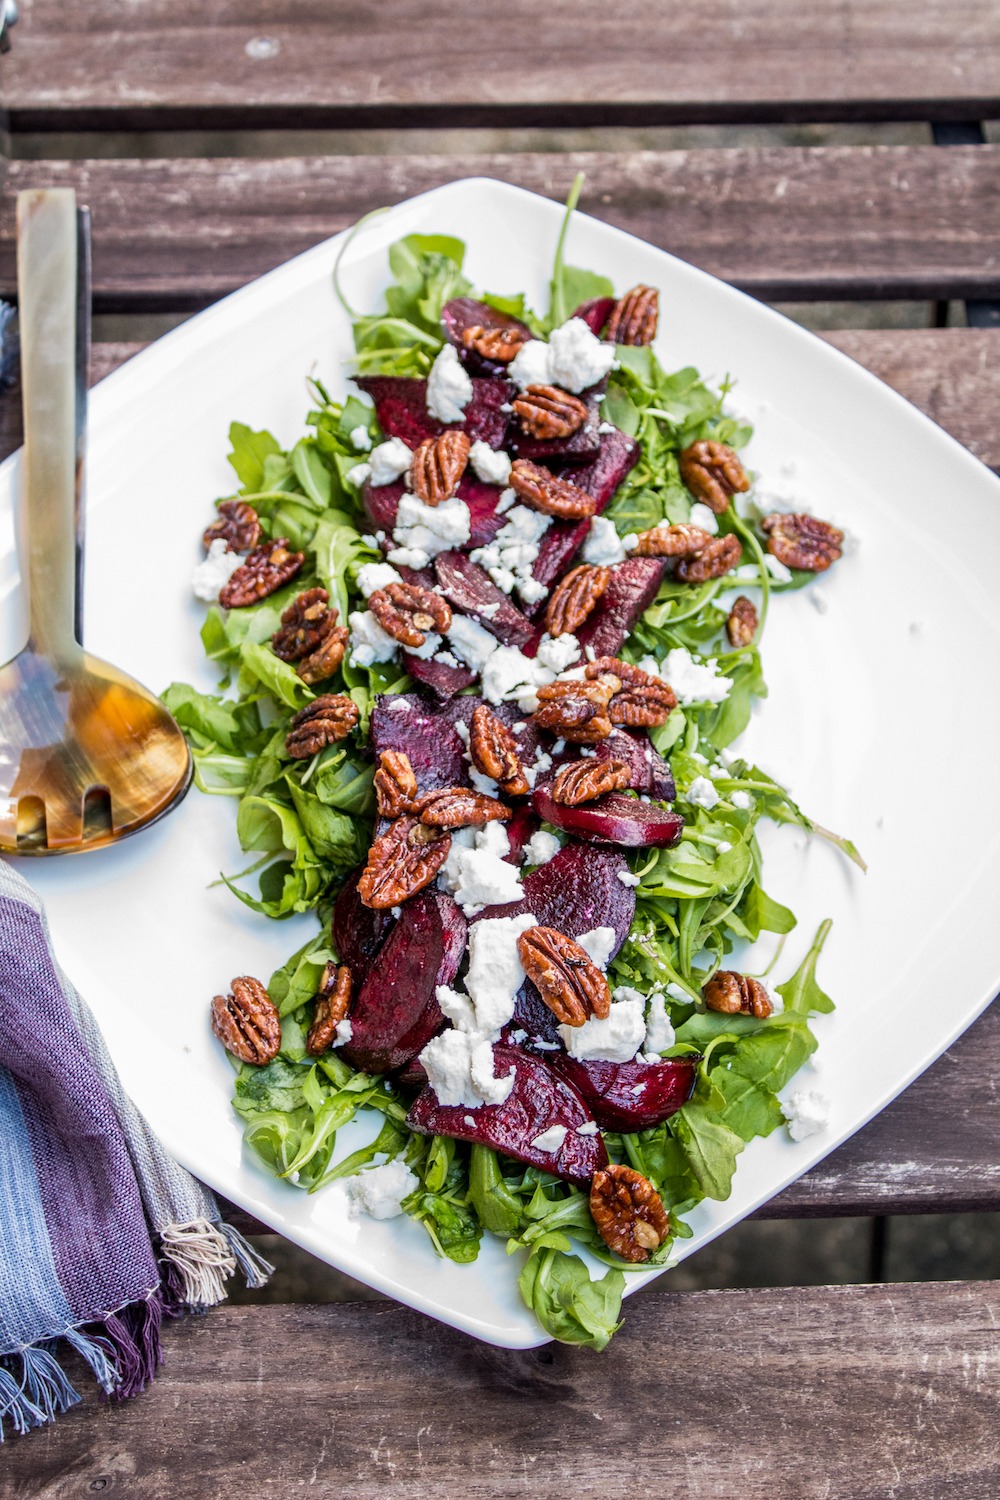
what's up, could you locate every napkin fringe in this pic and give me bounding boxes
[158,1217,273,1310]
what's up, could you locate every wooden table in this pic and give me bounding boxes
[1,4,998,1494]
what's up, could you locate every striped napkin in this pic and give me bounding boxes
[0,861,272,1438]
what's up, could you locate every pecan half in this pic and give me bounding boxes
[297,624,349,684]
[590,1164,669,1263]
[605,284,659,346]
[306,963,352,1056]
[211,976,281,1066]
[513,384,589,440]
[409,430,471,507]
[461,324,527,364]
[517,925,612,1026]
[727,595,758,648]
[532,675,620,743]
[469,704,529,796]
[544,564,611,638]
[761,512,843,572]
[675,532,742,583]
[702,970,773,1019]
[285,694,360,758]
[272,588,336,662]
[552,756,631,806]
[219,538,305,608]
[374,750,419,818]
[585,657,677,727]
[203,498,262,554]
[368,581,452,649]
[678,441,750,515]
[357,816,452,910]
[632,522,714,559]
[414,786,511,830]
[509,458,597,520]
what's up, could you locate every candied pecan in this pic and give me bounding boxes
[306,963,352,1056]
[409,430,471,507]
[761,512,843,572]
[374,750,419,818]
[285,694,359,758]
[532,675,620,743]
[544,564,611,637]
[219,538,304,608]
[357,816,451,910]
[297,623,349,684]
[632,522,714,559]
[414,786,511,830]
[552,756,631,807]
[203,499,262,554]
[211,976,281,1066]
[678,441,750,515]
[727,595,758,648]
[272,588,335,662]
[509,458,597,520]
[585,657,677,727]
[368,581,452,649]
[590,1164,669,1263]
[675,532,742,583]
[702,970,773,1019]
[461,324,527,364]
[469,704,529,796]
[517,925,612,1026]
[605,284,659,346]
[513,384,589,440]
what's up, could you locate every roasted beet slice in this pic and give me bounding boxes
[362,470,507,550]
[441,297,533,376]
[473,842,635,955]
[532,787,684,848]
[573,557,668,656]
[361,476,404,536]
[407,1044,607,1185]
[434,552,533,647]
[403,652,478,700]
[552,730,674,802]
[332,868,394,975]
[505,804,540,860]
[509,382,604,466]
[572,297,616,336]
[547,1055,697,1132]
[341,891,467,1075]
[355,375,512,451]
[370,694,472,791]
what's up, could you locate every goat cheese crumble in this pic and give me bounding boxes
[346,1160,419,1220]
[192,538,243,601]
[426,344,474,423]
[469,440,512,485]
[781,1090,831,1141]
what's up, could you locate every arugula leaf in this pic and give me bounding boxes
[468,1145,523,1236]
[228,422,282,493]
[778,919,835,1015]
[518,1250,624,1352]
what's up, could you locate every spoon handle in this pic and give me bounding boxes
[16,188,80,661]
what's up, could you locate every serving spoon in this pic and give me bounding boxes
[0,188,191,853]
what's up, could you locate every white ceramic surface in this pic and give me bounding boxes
[2,178,998,1349]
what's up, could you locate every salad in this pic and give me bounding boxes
[167,184,861,1349]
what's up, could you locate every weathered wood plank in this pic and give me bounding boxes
[3,147,1000,310]
[4,0,1000,131]
[5,1287,999,1497]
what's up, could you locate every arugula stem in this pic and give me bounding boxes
[549,172,585,328]
[332,206,391,319]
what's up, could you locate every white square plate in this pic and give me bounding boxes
[2,179,998,1348]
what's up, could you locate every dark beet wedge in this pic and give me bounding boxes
[341,891,467,1075]
[441,297,534,376]
[407,1044,607,1185]
[355,375,512,450]
[434,551,533,647]
[473,842,635,955]
[361,476,403,535]
[403,652,478,701]
[506,804,540,861]
[395,1057,428,1089]
[574,557,668,656]
[552,729,675,802]
[370,694,472,791]
[332,867,395,975]
[509,382,605,466]
[532,788,684,849]
[362,471,507,550]
[547,1054,698,1132]
[571,297,616,336]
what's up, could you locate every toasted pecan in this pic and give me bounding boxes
[552,756,631,806]
[513,384,589,440]
[702,970,773,1019]
[590,1164,669,1262]
[409,430,471,506]
[357,817,452,910]
[517,925,612,1026]
[469,704,529,797]
[605,285,659,346]
[368,581,452,649]
[211,977,281,1066]
[761,512,843,572]
[544,564,611,637]
[306,963,352,1056]
[509,459,597,520]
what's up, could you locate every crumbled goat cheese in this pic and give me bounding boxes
[731,790,752,810]
[387,697,411,713]
[426,344,474,423]
[390,493,472,565]
[439,841,523,915]
[496,486,517,515]
[192,539,242,601]
[367,436,413,487]
[576,1120,599,1136]
[419,1030,516,1109]
[433,649,461,668]
[535,633,581,673]
[447,614,499,673]
[687,775,721,810]
[385,545,430,569]
[781,1090,830,1141]
[330,1018,353,1049]
[764,552,794,584]
[469,440,512,486]
[642,991,676,1054]
[508,338,555,391]
[523,829,561,867]
[480,645,554,713]
[616,869,641,888]
[517,574,549,606]
[576,927,617,970]
[559,997,646,1063]
[350,425,372,451]
[345,461,372,488]
[689,502,719,535]
[524,749,552,790]
[716,840,732,854]
[547,318,617,393]
[582,515,627,566]
[643,646,732,706]
[356,561,403,598]
[597,421,617,435]
[531,1125,568,1153]
[346,1160,419,1220]
[348,609,400,667]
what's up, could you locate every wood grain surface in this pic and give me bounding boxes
[4,1286,999,1497]
[3,0,1000,131]
[3,147,1000,310]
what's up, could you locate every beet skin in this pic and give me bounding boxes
[547,1054,697,1132]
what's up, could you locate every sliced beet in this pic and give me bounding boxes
[574,556,668,656]
[472,842,635,956]
[547,1055,697,1132]
[341,891,467,1075]
[355,375,512,450]
[406,1044,607,1185]
[434,552,533,647]
[362,470,506,550]
[403,652,478,701]
[509,382,604,466]
[505,803,539,860]
[572,297,616,336]
[441,297,533,376]
[361,476,404,535]
[532,788,684,848]
[370,694,472,791]
[332,868,395,975]
[395,1057,429,1089]
[552,730,674,802]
